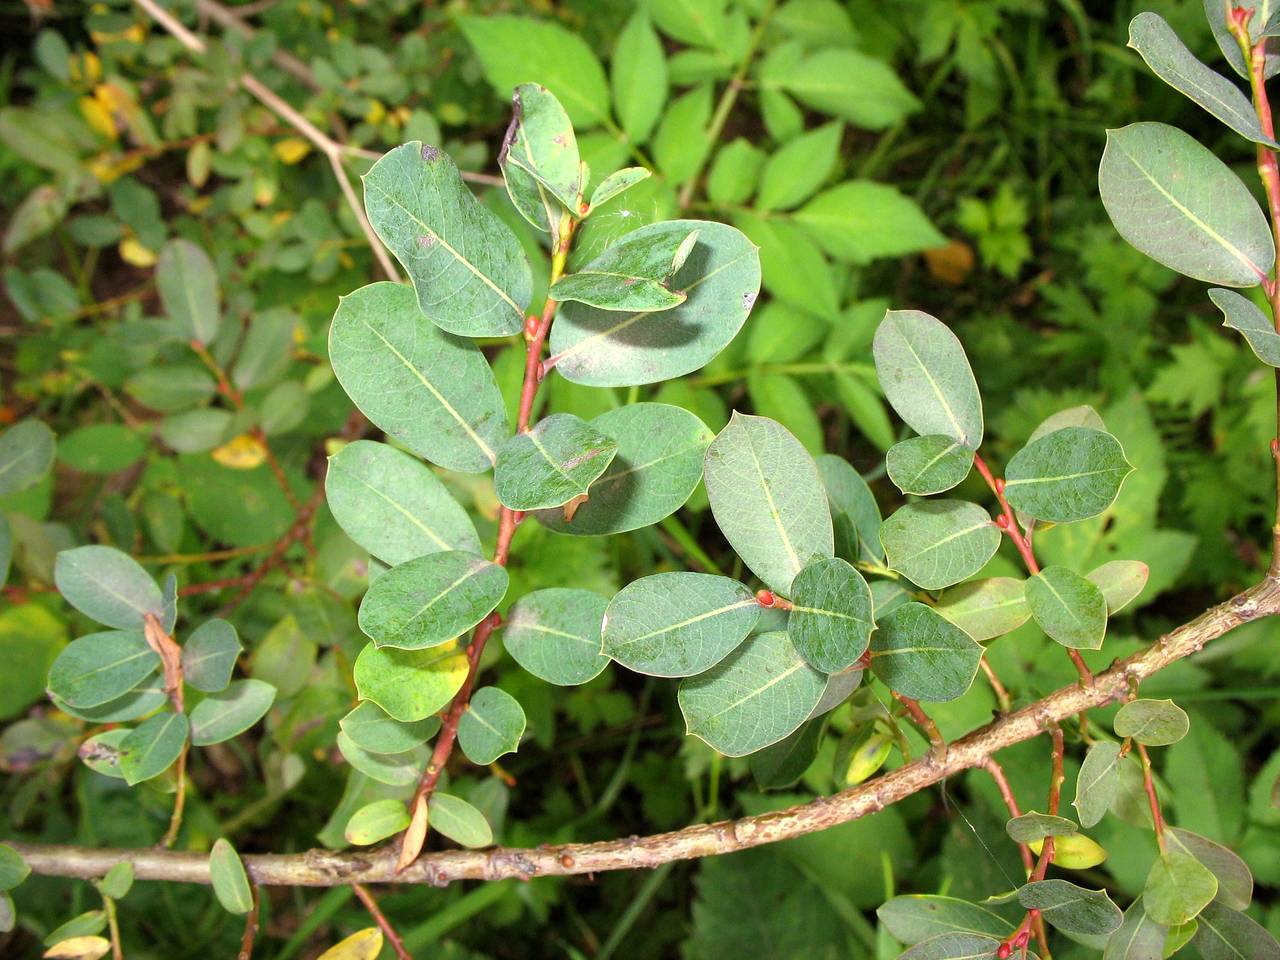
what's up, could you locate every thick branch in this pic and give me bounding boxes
[15,576,1279,888]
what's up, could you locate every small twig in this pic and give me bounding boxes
[104,894,123,960]
[893,692,946,759]
[1135,742,1167,851]
[237,883,261,960]
[979,658,1013,714]
[350,883,413,960]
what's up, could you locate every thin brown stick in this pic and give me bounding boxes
[237,883,260,960]
[15,573,1278,888]
[1135,742,1167,852]
[350,883,413,960]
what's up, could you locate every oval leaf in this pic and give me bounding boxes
[1100,122,1273,287]
[1019,879,1122,937]
[935,578,1030,642]
[1086,560,1149,615]
[353,641,469,722]
[363,142,530,337]
[602,572,760,678]
[339,701,439,756]
[880,500,1000,591]
[326,440,481,566]
[502,588,610,686]
[1026,566,1108,650]
[358,551,508,650]
[704,413,834,596]
[156,238,221,343]
[118,711,189,785]
[873,310,983,448]
[54,546,163,631]
[817,453,883,563]
[678,630,826,757]
[343,799,411,846]
[209,839,253,915]
[1073,741,1123,828]
[494,413,618,511]
[1166,827,1253,911]
[886,434,974,496]
[189,679,277,746]
[1144,852,1218,926]
[181,619,241,694]
[457,686,526,765]
[787,557,874,673]
[0,419,56,495]
[877,895,1013,945]
[870,602,983,702]
[428,793,493,848]
[48,630,159,708]
[329,281,508,474]
[1004,427,1133,523]
[1209,286,1280,366]
[548,220,761,386]
[316,928,383,960]
[1113,698,1190,746]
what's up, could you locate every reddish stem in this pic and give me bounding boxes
[350,882,413,960]
[1135,742,1167,852]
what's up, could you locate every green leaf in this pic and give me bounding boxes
[1166,828,1253,911]
[1006,812,1079,843]
[1073,741,1123,828]
[353,641,469,722]
[502,588,610,686]
[181,619,241,693]
[550,226,698,312]
[230,308,294,391]
[363,143,530,337]
[1019,880,1123,936]
[747,372,823,455]
[796,181,945,263]
[1191,901,1280,960]
[1099,122,1273,287]
[58,424,147,474]
[156,238,221,344]
[708,139,765,206]
[1103,902,1166,960]
[773,48,920,128]
[125,366,216,412]
[787,557,874,673]
[43,911,108,947]
[0,892,11,935]
[335,731,427,786]
[209,839,253,915]
[757,122,843,212]
[898,933,1004,959]
[1026,566,1109,650]
[602,572,759,677]
[55,679,166,724]
[1114,698,1190,746]
[886,435,974,496]
[54,545,163,631]
[47,630,159,708]
[78,729,130,779]
[935,578,1030,642]
[494,413,618,511]
[1127,13,1276,147]
[457,686,526,764]
[500,83,582,234]
[652,84,713,183]
[1087,560,1149,615]
[190,679,277,746]
[678,630,826,757]
[329,282,508,473]
[457,15,610,128]
[611,11,667,144]
[817,453,883,564]
[535,403,712,536]
[1209,287,1280,366]
[704,413,834,595]
[119,711,189,785]
[548,220,761,386]
[870,602,983,702]
[873,310,983,447]
[340,701,438,756]
[0,419,55,495]
[358,551,508,650]
[733,212,840,318]
[428,793,493,848]
[0,844,29,891]
[1030,404,1108,442]
[751,720,826,791]
[1004,427,1133,523]
[326,440,481,566]
[877,895,1013,945]
[95,861,133,900]
[344,799,410,846]
[1204,0,1280,80]
[1144,852,1218,926]
[588,167,650,211]
[880,500,1000,591]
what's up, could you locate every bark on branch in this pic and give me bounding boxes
[14,576,1279,888]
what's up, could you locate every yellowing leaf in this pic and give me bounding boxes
[88,152,146,185]
[273,137,311,165]
[79,96,116,140]
[1029,833,1108,869]
[365,100,386,125]
[316,927,383,960]
[70,51,103,86]
[254,174,277,207]
[924,240,975,286]
[44,936,112,960]
[212,434,267,470]
[118,236,157,267]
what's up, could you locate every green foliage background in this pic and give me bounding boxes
[1,0,1279,957]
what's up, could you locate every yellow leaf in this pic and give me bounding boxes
[71,51,103,86]
[273,137,311,165]
[79,96,117,140]
[44,936,113,960]
[254,173,277,207]
[1029,833,1108,869]
[187,140,212,188]
[316,927,383,960]
[87,151,145,185]
[118,236,156,267]
[924,240,975,287]
[212,434,267,470]
[364,99,386,126]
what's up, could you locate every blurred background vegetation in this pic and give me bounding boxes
[1,0,1278,957]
